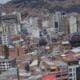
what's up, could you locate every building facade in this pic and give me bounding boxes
[0,12,22,45]
[0,58,16,73]
[69,16,77,34]
[67,60,80,80]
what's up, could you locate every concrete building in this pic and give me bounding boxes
[62,15,70,34]
[0,12,22,45]
[1,33,9,46]
[23,16,40,38]
[61,49,80,80]
[77,14,80,32]
[52,12,64,33]
[0,12,21,36]
[42,19,49,28]
[0,58,16,73]
[67,60,80,80]
[69,15,77,34]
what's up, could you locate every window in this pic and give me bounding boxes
[73,78,76,80]
[62,73,67,76]
[73,68,76,71]
[56,74,61,77]
[69,73,72,77]
[69,68,72,72]
[73,73,75,76]
[55,22,58,28]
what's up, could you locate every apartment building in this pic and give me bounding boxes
[52,11,64,33]
[0,58,16,73]
[0,12,21,36]
[0,12,22,46]
[22,16,39,38]
[69,15,77,34]
[67,60,80,80]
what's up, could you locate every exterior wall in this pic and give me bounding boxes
[42,20,49,28]
[0,13,21,35]
[52,12,63,33]
[49,14,56,33]
[16,23,21,34]
[76,66,80,80]
[68,65,80,80]
[2,33,9,45]
[0,12,22,45]
[53,14,59,32]
[77,15,80,32]
[25,16,40,38]
[62,15,70,34]
[69,16,77,34]
[0,58,16,73]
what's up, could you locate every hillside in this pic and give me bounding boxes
[2,0,80,16]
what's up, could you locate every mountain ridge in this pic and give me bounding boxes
[2,0,80,16]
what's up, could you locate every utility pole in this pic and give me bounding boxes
[17,65,20,80]
[15,58,20,80]
[17,47,19,56]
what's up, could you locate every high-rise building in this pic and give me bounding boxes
[76,66,80,80]
[0,12,21,36]
[62,15,70,34]
[0,58,16,73]
[51,12,64,33]
[67,60,80,80]
[69,15,77,34]
[24,16,40,38]
[1,33,9,46]
[0,12,22,45]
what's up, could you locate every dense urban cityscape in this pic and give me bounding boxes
[0,0,80,80]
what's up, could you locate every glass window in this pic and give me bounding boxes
[69,68,72,72]
[69,73,72,77]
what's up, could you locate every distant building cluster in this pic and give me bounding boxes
[0,11,80,46]
[0,11,80,80]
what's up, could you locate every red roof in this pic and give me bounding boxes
[42,74,57,80]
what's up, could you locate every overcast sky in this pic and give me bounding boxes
[0,0,10,4]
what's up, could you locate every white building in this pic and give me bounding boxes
[50,12,64,33]
[68,60,80,80]
[1,33,9,46]
[0,12,22,45]
[0,12,21,36]
[42,20,49,28]
[22,16,40,38]
[29,17,40,38]
[69,16,77,34]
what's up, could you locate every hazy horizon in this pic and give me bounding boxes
[0,0,10,4]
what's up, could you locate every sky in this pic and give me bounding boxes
[0,0,10,4]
